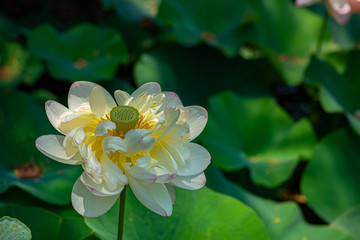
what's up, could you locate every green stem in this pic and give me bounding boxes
[316,10,329,56]
[118,186,127,240]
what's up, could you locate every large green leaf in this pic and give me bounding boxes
[134,45,275,106]
[206,166,355,240]
[28,23,128,82]
[0,204,92,240]
[86,187,270,240]
[0,89,82,205]
[156,0,255,57]
[247,0,323,85]
[201,92,317,187]
[301,128,360,222]
[305,56,360,135]
[331,206,360,240]
[101,0,161,22]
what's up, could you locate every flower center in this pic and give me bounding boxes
[110,106,139,134]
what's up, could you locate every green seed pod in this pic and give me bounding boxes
[110,106,139,134]
[0,216,32,240]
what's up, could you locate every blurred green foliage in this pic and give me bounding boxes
[1,0,360,239]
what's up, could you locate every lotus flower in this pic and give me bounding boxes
[36,81,210,217]
[296,0,360,24]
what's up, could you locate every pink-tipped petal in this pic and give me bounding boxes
[131,82,161,99]
[186,106,208,141]
[45,101,71,134]
[36,135,82,165]
[128,177,172,216]
[327,0,352,24]
[295,0,321,6]
[171,173,206,190]
[72,177,120,217]
[165,184,176,204]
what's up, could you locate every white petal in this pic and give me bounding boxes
[125,129,154,156]
[165,184,176,203]
[161,139,190,167]
[63,126,82,157]
[72,177,120,217]
[136,154,152,168]
[150,143,178,172]
[154,167,176,183]
[36,135,82,165]
[177,142,211,176]
[131,82,161,99]
[295,0,321,6]
[101,154,128,191]
[123,162,157,184]
[68,81,116,111]
[186,106,208,141]
[102,136,127,155]
[171,173,206,190]
[328,0,352,24]
[128,177,172,216]
[114,90,131,106]
[89,86,107,117]
[81,144,102,184]
[156,108,180,142]
[59,112,98,134]
[45,101,71,134]
[94,121,116,137]
[158,92,183,112]
[81,172,121,196]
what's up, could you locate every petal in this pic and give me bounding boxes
[131,82,161,99]
[128,177,172,216]
[295,0,321,6]
[89,86,107,117]
[150,143,178,172]
[59,112,98,134]
[125,129,155,156]
[68,81,116,111]
[165,184,176,203]
[81,172,121,196]
[123,162,157,184]
[186,106,208,141]
[102,136,127,155]
[81,143,103,184]
[45,100,71,134]
[171,173,206,190]
[156,108,181,142]
[114,90,131,106]
[72,177,120,217]
[161,139,190,167]
[36,135,82,165]
[63,126,82,157]
[154,167,176,183]
[327,0,352,24]
[101,154,128,191]
[177,142,211,176]
[94,121,116,137]
[158,92,183,112]
[136,154,152,168]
